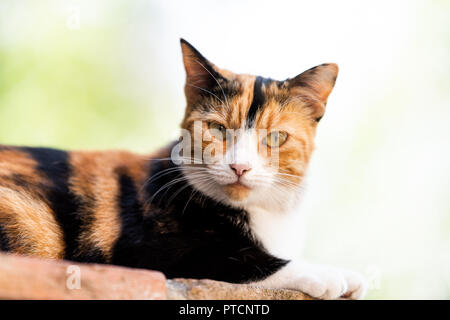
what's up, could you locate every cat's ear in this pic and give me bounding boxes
[286,63,339,121]
[180,39,224,102]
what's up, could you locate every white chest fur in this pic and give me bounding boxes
[247,203,368,300]
[247,204,306,261]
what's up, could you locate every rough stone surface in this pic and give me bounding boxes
[167,278,313,300]
[0,253,311,300]
[0,253,166,300]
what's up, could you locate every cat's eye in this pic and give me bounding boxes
[208,122,227,139]
[263,131,288,148]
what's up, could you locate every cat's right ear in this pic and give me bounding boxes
[285,63,339,122]
[180,39,223,102]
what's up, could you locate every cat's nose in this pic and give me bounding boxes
[230,163,252,177]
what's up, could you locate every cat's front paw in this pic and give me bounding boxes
[293,266,367,300]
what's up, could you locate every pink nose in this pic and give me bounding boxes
[230,163,251,177]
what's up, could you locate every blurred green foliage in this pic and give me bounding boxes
[0,0,175,152]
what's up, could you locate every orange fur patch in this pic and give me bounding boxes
[0,148,64,258]
[69,150,148,261]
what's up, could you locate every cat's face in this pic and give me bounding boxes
[177,39,338,209]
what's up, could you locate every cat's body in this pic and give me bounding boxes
[0,39,366,299]
[0,144,286,282]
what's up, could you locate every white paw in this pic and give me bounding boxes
[292,265,367,300]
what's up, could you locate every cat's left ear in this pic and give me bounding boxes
[180,39,225,103]
[286,63,339,121]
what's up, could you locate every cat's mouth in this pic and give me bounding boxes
[227,180,251,189]
[223,180,252,201]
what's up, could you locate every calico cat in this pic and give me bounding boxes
[0,39,366,299]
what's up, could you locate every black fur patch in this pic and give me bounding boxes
[246,76,275,128]
[111,172,145,266]
[112,157,289,283]
[0,224,10,252]
[21,147,105,262]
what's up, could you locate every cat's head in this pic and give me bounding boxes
[175,39,338,210]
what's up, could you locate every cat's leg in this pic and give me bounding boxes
[0,186,64,258]
[251,260,367,300]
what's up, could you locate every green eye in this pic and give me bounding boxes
[208,122,227,139]
[263,131,288,148]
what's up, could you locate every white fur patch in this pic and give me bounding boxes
[246,204,305,261]
[250,260,368,300]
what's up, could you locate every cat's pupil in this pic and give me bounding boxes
[263,131,288,148]
[272,132,279,143]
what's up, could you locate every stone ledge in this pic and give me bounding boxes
[0,253,311,300]
[0,253,166,299]
[167,278,312,300]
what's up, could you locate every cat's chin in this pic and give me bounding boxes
[223,182,251,202]
[186,178,252,208]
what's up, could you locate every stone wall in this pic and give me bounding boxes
[0,253,311,300]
